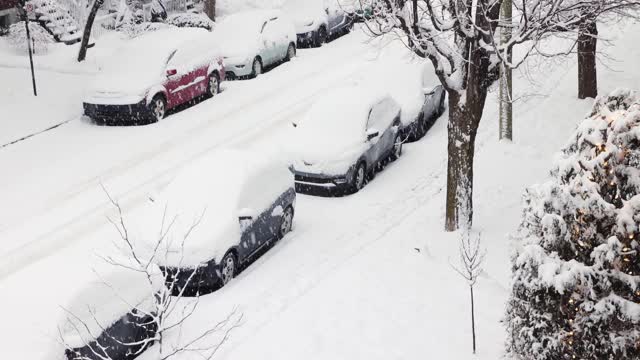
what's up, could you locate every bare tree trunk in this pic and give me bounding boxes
[577,21,598,99]
[445,91,482,231]
[77,0,103,62]
[499,0,512,141]
[204,0,215,21]
[470,285,476,354]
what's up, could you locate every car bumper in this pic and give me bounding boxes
[296,31,316,45]
[223,58,253,79]
[83,101,152,122]
[294,170,352,194]
[160,260,220,296]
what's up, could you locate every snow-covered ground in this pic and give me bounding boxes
[0,17,639,360]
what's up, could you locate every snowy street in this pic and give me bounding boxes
[1,3,639,359]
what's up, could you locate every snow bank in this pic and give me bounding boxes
[135,148,293,267]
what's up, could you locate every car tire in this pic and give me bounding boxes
[219,251,237,286]
[278,206,294,239]
[285,43,296,61]
[149,95,166,123]
[314,26,327,47]
[251,57,263,78]
[351,162,366,193]
[390,133,403,161]
[207,72,220,98]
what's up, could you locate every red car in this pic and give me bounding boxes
[83,28,225,124]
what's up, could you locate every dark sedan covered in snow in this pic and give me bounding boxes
[402,85,446,141]
[58,267,163,360]
[289,86,403,194]
[83,28,225,125]
[138,149,296,295]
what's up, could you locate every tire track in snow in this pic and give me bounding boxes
[208,110,500,356]
[0,40,372,280]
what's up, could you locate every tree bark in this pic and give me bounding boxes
[577,21,598,99]
[204,0,215,21]
[445,90,483,231]
[77,0,103,62]
[499,0,512,140]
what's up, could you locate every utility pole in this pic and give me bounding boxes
[18,0,37,96]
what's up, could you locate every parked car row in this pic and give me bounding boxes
[83,2,357,125]
[66,4,448,359]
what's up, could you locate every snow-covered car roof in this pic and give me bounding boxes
[213,9,286,57]
[136,149,293,267]
[57,262,164,350]
[89,28,212,97]
[287,85,394,173]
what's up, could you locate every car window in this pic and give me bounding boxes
[367,97,399,131]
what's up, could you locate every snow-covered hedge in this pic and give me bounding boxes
[505,89,640,359]
[117,21,172,39]
[7,22,54,55]
[165,12,215,31]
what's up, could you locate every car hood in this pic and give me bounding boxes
[89,70,159,98]
[290,141,365,176]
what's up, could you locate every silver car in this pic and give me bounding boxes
[213,10,297,79]
[284,0,354,47]
[290,86,403,195]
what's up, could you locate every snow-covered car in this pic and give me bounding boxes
[283,0,353,47]
[83,28,225,124]
[338,0,373,21]
[140,149,296,295]
[402,85,446,141]
[212,10,297,79]
[290,86,403,194]
[58,266,164,360]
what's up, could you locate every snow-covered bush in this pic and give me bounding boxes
[117,21,171,39]
[505,89,640,359]
[7,22,54,55]
[165,12,215,31]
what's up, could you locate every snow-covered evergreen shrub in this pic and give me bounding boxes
[7,22,54,55]
[505,89,640,360]
[165,12,215,31]
[117,21,171,39]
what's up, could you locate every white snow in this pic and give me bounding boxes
[0,19,639,360]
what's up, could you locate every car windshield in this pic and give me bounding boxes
[283,0,323,16]
[215,13,264,44]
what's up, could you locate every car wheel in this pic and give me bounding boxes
[390,134,403,161]
[149,95,166,123]
[278,206,294,239]
[251,57,263,78]
[285,43,296,61]
[351,162,366,193]
[315,26,327,47]
[207,72,220,97]
[219,252,237,286]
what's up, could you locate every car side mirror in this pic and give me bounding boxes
[166,68,177,77]
[325,7,329,14]
[366,129,380,141]
[238,208,255,231]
